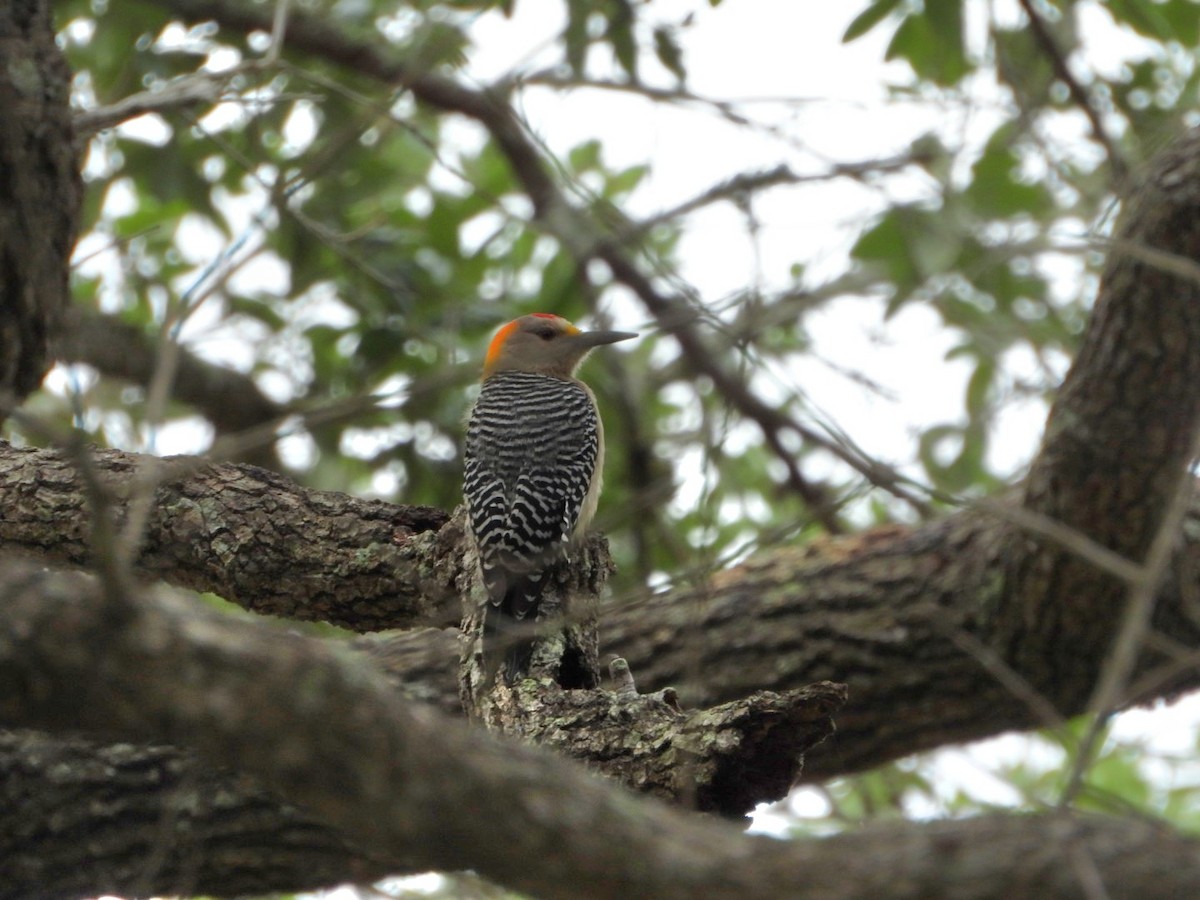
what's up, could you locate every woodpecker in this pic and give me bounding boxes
[464,313,636,683]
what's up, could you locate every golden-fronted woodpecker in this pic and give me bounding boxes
[464,313,636,683]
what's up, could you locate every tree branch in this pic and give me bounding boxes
[145,0,887,528]
[20,0,1200,850]
[6,431,1200,781]
[53,308,287,468]
[0,0,80,411]
[1003,126,1200,706]
[1016,0,1129,186]
[72,73,226,137]
[480,677,845,818]
[0,730,400,900]
[4,559,1200,900]
[0,440,453,630]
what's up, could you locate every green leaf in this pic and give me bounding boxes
[568,139,603,173]
[605,0,638,78]
[965,358,994,418]
[563,1,590,74]
[852,209,919,288]
[605,163,649,198]
[1106,0,1175,40]
[993,25,1055,102]
[885,0,970,86]
[964,130,1055,218]
[653,26,686,82]
[843,0,903,43]
[1159,0,1200,44]
[853,206,962,312]
[425,196,462,257]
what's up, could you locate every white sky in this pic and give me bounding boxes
[465,0,1067,484]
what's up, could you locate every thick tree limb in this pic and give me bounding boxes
[482,677,845,818]
[7,0,1200,892]
[0,0,80,411]
[0,440,452,628]
[6,432,1200,781]
[1007,127,1200,702]
[3,559,1200,900]
[0,731,400,900]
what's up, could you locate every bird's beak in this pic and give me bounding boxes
[573,329,638,348]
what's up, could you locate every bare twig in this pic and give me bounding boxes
[947,628,1067,732]
[265,0,291,65]
[73,75,226,137]
[148,0,938,527]
[1016,0,1128,186]
[1058,429,1200,806]
[1101,236,1200,287]
[629,153,923,238]
[1064,832,1113,900]
[976,499,1144,586]
[1121,630,1200,704]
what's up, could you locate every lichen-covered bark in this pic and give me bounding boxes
[0,0,80,411]
[451,514,847,819]
[0,731,399,900]
[602,514,1022,779]
[3,560,1200,900]
[5,0,1200,892]
[0,441,452,628]
[480,678,844,818]
[8,433,1200,783]
[457,521,612,705]
[357,495,1200,783]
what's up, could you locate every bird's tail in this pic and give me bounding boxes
[483,574,543,685]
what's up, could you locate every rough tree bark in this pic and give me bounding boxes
[0,0,80,414]
[6,0,1200,897]
[3,559,1200,900]
[7,437,1200,780]
[0,731,398,899]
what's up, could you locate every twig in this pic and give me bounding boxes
[149,0,942,525]
[946,628,1068,732]
[976,499,1144,585]
[595,244,933,519]
[1016,0,1128,186]
[629,153,922,238]
[1121,630,1200,704]
[1101,236,1200,287]
[265,0,291,65]
[1064,830,1113,900]
[73,75,226,136]
[1058,428,1200,806]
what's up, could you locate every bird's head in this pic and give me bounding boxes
[482,313,637,379]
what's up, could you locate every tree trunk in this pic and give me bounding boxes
[0,0,80,413]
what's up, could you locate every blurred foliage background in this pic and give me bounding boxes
[34,0,1200,852]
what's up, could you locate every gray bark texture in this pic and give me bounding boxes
[3,560,1200,900]
[0,0,80,412]
[6,0,1200,898]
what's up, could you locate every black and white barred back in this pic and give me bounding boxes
[464,371,601,678]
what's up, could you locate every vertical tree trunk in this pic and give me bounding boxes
[0,0,81,414]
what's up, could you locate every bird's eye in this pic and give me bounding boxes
[535,328,555,340]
